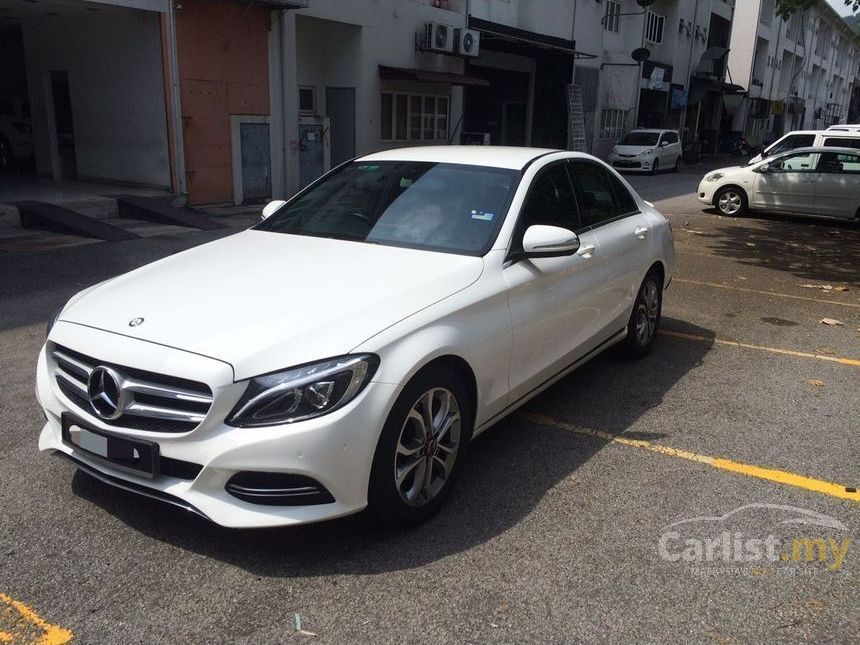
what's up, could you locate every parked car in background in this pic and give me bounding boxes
[607,129,682,175]
[37,146,675,528]
[0,96,32,171]
[747,129,860,164]
[698,146,860,220]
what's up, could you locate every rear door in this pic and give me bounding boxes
[752,151,819,212]
[569,160,652,335]
[813,151,860,218]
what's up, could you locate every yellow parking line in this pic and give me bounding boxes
[0,593,73,645]
[522,413,860,503]
[659,329,860,367]
[673,277,860,308]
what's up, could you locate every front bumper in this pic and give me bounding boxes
[36,324,399,528]
[609,156,653,172]
[697,180,717,205]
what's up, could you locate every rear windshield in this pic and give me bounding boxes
[619,132,660,146]
[255,161,519,255]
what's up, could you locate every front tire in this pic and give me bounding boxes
[651,159,660,175]
[368,365,473,526]
[623,270,663,358]
[715,186,748,216]
[672,156,681,172]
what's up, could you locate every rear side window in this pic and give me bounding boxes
[570,161,631,228]
[823,137,860,150]
[607,173,639,216]
[818,152,860,174]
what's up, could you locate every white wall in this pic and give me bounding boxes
[22,8,170,186]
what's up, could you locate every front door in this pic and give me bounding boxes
[239,122,271,203]
[813,151,860,218]
[752,150,819,212]
[504,162,605,401]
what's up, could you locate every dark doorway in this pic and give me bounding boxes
[638,89,668,129]
[239,122,271,203]
[464,65,530,145]
[326,87,355,166]
[50,71,76,178]
[0,20,33,178]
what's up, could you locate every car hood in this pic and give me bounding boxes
[707,165,745,176]
[612,145,655,155]
[60,230,484,380]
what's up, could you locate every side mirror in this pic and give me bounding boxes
[660,140,669,147]
[261,199,287,220]
[757,163,771,173]
[521,225,580,258]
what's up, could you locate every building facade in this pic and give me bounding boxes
[727,0,860,144]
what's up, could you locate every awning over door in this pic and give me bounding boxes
[467,15,596,58]
[378,65,490,87]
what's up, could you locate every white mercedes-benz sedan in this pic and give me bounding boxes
[698,146,860,220]
[37,146,676,528]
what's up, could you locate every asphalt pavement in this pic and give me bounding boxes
[1,159,858,644]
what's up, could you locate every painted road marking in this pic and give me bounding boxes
[0,593,72,645]
[674,277,860,309]
[659,329,860,367]
[522,413,860,503]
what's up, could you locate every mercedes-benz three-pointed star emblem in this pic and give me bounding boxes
[87,366,125,420]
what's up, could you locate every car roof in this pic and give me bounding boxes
[627,128,677,133]
[771,145,860,157]
[358,145,567,170]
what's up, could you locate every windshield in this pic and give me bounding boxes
[255,161,518,255]
[619,132,660,146]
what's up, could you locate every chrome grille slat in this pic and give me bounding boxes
[49,343,213,434]
[53,350,94,378]
[125,401,207,424]
[122,377,213,405]
[55,368,88,396]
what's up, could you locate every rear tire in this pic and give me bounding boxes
[367,365,473,526]
[714,186,748,217]
[623,270,663,358]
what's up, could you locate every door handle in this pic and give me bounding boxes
[634,226,649,239]
[577,244,596,259]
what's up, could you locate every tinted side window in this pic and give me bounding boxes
[514,164,580,247]
[607,172,639,216]
[570,161,624,227]
[665,132,679,144]
[818,152,860,174]
[823,137,860,150]
[769,134,815,156]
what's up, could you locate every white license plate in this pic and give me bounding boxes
[69,424,109,458]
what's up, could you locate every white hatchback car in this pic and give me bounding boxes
[607,129,682,174]
[698,146,860,220]
[38,146,676,528]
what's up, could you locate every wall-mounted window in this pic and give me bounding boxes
[645,10,665,45]
[380,92,449,142]
[604,0,621,33]
[599,108,627,140]
[298,86,316,114]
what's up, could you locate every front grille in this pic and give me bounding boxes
[51,343,213,434]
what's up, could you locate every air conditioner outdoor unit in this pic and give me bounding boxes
[418,22,454,54]
[454,28,480,57]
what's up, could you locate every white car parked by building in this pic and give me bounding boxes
[698,146,860,220]
[607,129,682,175]
[38,146,676,528]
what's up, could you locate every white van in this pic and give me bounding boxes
[748,129,860,163]
[827,124,860,133]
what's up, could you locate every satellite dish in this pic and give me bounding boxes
[631,48,651,63]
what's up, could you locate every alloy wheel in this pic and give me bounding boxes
[394,387,461,507]
[635,279,659,346]
[718,190,743,215]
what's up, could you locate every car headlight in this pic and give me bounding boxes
[639,149,653,157]
[226,354,379,427]
[705,173,725,182]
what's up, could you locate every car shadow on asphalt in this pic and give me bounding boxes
[698,208,860,286]
[70,318,715,576]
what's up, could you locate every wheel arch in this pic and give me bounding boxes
[408,354,478,425]
[712,184,748,207]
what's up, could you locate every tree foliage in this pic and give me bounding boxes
[775,0,860,19]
